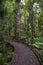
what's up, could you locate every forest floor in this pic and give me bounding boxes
[7,40,41,65]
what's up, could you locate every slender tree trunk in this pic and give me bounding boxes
[0,0,4,41]
[29,4,34,44]
[15,0,21,40]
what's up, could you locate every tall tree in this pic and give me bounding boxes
[0,0,4,40]
[15,0,21,40]
[29,4,34,44]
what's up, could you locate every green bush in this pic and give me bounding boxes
[0,41,14,65]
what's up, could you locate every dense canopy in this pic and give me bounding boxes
[0,0,43,65]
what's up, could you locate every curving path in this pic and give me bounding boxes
[8,41,40,65]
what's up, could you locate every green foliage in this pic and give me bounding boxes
[0,41,14,65]
[0,0,43,64]
[0,0,16,39]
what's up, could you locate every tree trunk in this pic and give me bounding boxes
[29,4,34,44]
[15,0,21,40]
